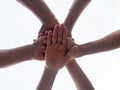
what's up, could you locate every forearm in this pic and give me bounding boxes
[17,0,56,23]
[76,30,120,57]
[64,0,91,32]
[64,0,91,88]
[66,60,94,90]
[0,44,33,67]
[36,67,58,90]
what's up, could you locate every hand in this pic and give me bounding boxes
[61,25,80,59]
[67,37,78,50]
[33,36,47,60]
[57,24,76,50]
[38,19,59,38]
[61,25,77,50]
[45,24,77,71]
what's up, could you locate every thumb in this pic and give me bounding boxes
[66,45,78,60]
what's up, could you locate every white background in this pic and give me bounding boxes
[0,0,120,90]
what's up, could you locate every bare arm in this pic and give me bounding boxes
[17,0,58,35]
[63,0,93,89]
[67,30,120,58]
[60,25,94,90]
[0,36,46,68]
[36,25,77,90]
[66,60,94,90]
[36,67,58,90]
[76,30,120,57]
[17,1,94,89]
[0,45,33,67]
[17,0,55,23]
[64,0,91,33]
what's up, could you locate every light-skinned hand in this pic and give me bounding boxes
[33,36,47,60]
[45,24,78,71]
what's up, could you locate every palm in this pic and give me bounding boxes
[46,43,67,70]
[45,25,77,71]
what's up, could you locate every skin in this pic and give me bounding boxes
[17,0,56,23]
[0,36,46,68]
[36,25,77,90]
[66,60,94,90]
[67,30,120,59]
[17,0,94,90]
[61,26,94,90]
[0,0,96,89]
[17,0,59,37]
[63,0,94,89]
[64,0,91,33]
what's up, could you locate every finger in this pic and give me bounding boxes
[38,32,45,38]
[66,45,78,59]
[61,25,67,45]
[40,45,46,50]
[34,36,47,46]
[39,36,47,41]
[52,25,58,44]
[45,31,48,35]
[47,31,52,46]
[57,25,63,44]
[43,40,47,45]
[40,33,44,36]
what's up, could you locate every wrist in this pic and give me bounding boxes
[45,66,58,74]
[43,18,58,24]
[74,44,87,58]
